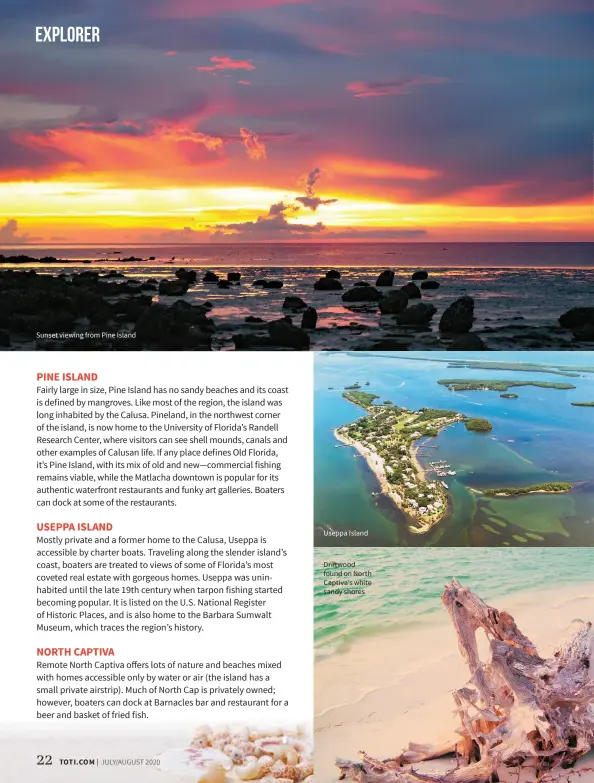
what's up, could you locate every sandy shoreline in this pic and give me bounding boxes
[333,428,402,505]
[315,582,594,783]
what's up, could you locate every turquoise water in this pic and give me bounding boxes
[314,547,594,657]
[314,352,594,546]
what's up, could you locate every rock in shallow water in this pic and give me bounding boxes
[325,269,341,279]
[136,304,213,350]
[301,306,317,329]
[251,278,283,288]
[175,268,197,283]
[421,280,440,290]
[268,318,310,349]
[411,270,428,280]
[227,272,241,282]
[375,270,395,287]
[282,296,308,310]
[439,295,475,333]
[447,333,487,350]
[341,286,381,303]
[400,282,421,299]
[314,277,342,291]
[559,307,594,329]
[158,279,189,296]
[396,302,436,325]
[378,289,409,315]
[202,271,219,282]
[572,322,594,341]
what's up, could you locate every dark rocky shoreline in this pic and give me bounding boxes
[0,259,591,351]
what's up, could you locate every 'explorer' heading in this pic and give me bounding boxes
[35,26,100,43]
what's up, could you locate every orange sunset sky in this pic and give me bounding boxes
[0,0,593,246]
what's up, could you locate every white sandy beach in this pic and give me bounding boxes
[315,582,594,783]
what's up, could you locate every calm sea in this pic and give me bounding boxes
[314,547,594,657]
[1,242,593,267]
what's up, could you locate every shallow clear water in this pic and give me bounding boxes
[314,352,594,546]
[314,547,594,657]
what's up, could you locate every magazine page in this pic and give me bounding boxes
[1,1,593,783]
[1,355,313,779]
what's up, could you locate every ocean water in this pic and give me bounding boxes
[314,352,594,546]
[314,547,594,657]
[2,243,594,350]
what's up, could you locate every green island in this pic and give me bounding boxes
[444,361,583,378]
[571,402,594,407]
[342,390,380,407]
[438,379,576,392]
[337,392,481,534]
[482,482,572,497]
[464,418,493,432]
[344,382,362,390]
[500,393,519,399]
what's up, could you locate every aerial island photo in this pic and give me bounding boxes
[1,1,593,350]
[314,548,594,783]
[314,352,594,546]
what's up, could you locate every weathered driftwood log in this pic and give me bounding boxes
[336,579,594,783]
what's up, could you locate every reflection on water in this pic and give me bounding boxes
[2,243,594,351]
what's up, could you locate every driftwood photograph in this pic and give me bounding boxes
[314,549,594,783]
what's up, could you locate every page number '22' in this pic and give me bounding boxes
[37,755,52,765]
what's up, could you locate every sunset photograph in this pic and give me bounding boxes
[0,0,593,350]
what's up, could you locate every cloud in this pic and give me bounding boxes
[321,227,428,239]
[240,127,267,160]
[212,200,325,238]
[197,56,256,72]
[0,218,34,244]
[295,166,338,211]
[296,194,338,210]
[155,124,224,151]
[346,76,450,98]
[148,226,210,242]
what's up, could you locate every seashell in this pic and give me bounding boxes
[296,763,313,780]
[209,725,231,741]
[196,749,233,770]
[257,755,274,775]
[254,736,282,749]
[224,745,244,763]
[191,734,210,749]
[270,761,301,781]
[235,741,259,756]
[285,739,313,757]
[235,761,263,780]
[284,749,299,767]
[194,762,227,783]
[157,748,230,783]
